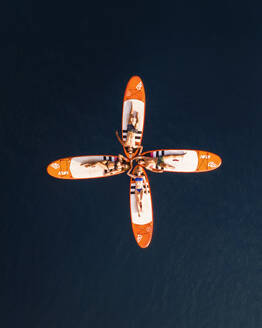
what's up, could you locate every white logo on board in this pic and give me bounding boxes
[137,234,142,243]
[200,155,211,159]
[136,82,142,90]
[51,163,60,169]
[208,161,217,168]
[58,171,69,176]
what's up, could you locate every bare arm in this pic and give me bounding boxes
[150,168,164,173]
[136,155,147,160]
[135,111,139,129]
[127,161,137,179]
[128,102,134,124]
[127,172,137,179]
[130,102,134,115]
[127,160,132,175]
[137,145,143,155]
[143,177,149,194]
[115,130,125,147]
[118,154,129,162]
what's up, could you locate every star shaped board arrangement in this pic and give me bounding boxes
[47,76,222,248]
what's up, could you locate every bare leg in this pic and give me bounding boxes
[81,162,101,168]
[139,189,144,212]
[127,131,137,148]
[163,163,177,170]
[135,190,141,217]
[138,157,155,166]
[136,155,146,160]
[142,162,156,172]
[95,162,110,171]
[81,162,92,167]
[81,160,108,168]
[164,154,185,161]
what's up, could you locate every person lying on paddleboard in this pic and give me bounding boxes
[116,103,143,157]
[127,164,148,217]
[136,153,186,172]
[115,130,143,157]
[127,102,139,133]
[81,154,130,176]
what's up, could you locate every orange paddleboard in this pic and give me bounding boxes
[140,149,222,173]
[129,165,153,248]
[47,155,127,180]
[122,76,146,159]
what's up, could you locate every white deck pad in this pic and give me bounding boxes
[130,182,153,225]
[70,155,117,179]
[122,99,145,144]
[144,150,198,172]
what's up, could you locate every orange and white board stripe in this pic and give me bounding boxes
[129,166,153,248]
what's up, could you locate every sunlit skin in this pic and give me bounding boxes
[46,75,221,250]
[127,164,148,217]
[81,154,130,176]
[116,102,143,157]
[136,153,186,172]
[115,130,143,157]
[128,102,139,130]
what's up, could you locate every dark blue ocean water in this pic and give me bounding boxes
[1,2,262,327]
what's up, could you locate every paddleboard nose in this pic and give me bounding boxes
[47,159,72,179]
[197,151,222,171]
[133,223,153,248]
[208,152,222,170]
